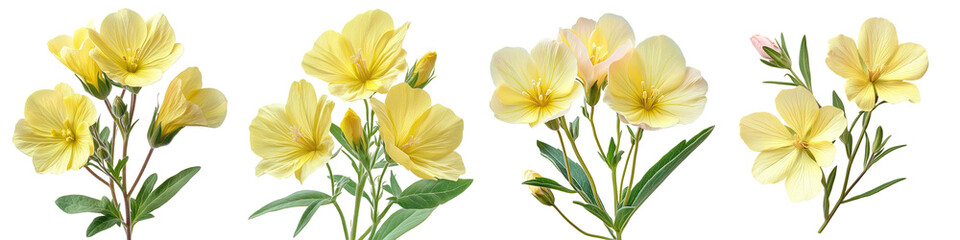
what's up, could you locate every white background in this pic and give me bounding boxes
[1,0,957,239]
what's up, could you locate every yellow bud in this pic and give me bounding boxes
[524,170,554,206]
[410,52,437,88]
[341,108,363,147]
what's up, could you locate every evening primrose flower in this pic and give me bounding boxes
[303,9,409,102]
[524,170,555,206]
[740,87,846,202]
[826,18,928,111]
[87,8,183,87]
[489,40,582,127]
[250,80,336,183]
[48,24,111,99]
[604,36,707,130]
[372,84,465,180]
[13,83,96,174]
[148,67,227,148]
[557,14,634,89]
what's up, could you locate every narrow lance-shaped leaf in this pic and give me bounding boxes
[843,178,907,203]
[86,215,121,237]
[392,179,472,209]
[537,141,601,206]
[522,177,576,193]
[137,166,200,216]
[372,208,434,240]
[249,190,332,219]
[293,200,324,237]
[574,201,613,227]
[799,35,811,89]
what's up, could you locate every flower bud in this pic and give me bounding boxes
[525,170,555,206]
[584,79,603,106]
[544,118,561,131]
[406,52,437,88]
[340,108,363,148]
[750,34,781,60]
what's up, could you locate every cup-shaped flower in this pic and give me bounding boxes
[372,84,465,180]
[489,40,582,127]
[49,24,112,99]
[826,17,927,111]
[750,34,781,60]
[303,9,410,102]
[407,51,437,88]
[148,67,227,148]
[740,87,846,202]
[340,108,363,148]
[524,170,555,206]
[250,80,336,183]
[604,36,708,130]
[87,8,183,87]
[558,14,634,89]
[13,83,96,174]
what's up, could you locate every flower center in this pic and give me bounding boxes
[637,82,665,110]
[792,136,808,150]
[289,126,314,149]
[351,49,372,82]
[588,42,609,64]
[51,120,77,143]
[399,136,420,152]
[521,78,553,107]
[121,47,140,72]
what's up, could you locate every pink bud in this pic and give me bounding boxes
[751,35,780,60]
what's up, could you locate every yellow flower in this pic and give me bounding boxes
[250,80,336,183]
[524,170,554,206]
[372,84,465,180]
[826,17,928,111]
[740,87,846,202]
[340,108,363,147]
[87,8,183,87]
[558,13,635,88]
[302,9,410,102]
[407,52,437,88]
[603,36,707,130]
[149,67,227,148]
[13,83,96,174]
[489,40,582,127]
[48,23,111,99]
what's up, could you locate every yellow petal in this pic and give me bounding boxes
[310,94,336,145]
[658,67,707,124]
[410,152,465,180]
[295,148,332,183]
[251,104,302,178]
[405,105,463,158]
[48,35,72,60]
[376,84,431,139]
[879,43,927,81]
[752,147,798,184]
[775,87,819,134]
[340,108,363,146]
[97,9,147,63]
[490,47,537,91]
[303,30,358,84]
[844,79,876,111]
[806,106,846,143]
[826,35,867,81]
[634,35,685,90]
[23,90,65,131]
[341,9,395,58]
[874,80,920,104]
[559,29,595,84]
[157,73,206,134]
[858,18,898,74]
[188,88,227,128]
[62,94,97,125]
[531,40,578,93]
[591,13,635,63]
[569,17,596,47]
[740,112,793,152]
[489,86,538,124]
[806,141,836,167]
[785,155,822,202]
[138,14,177,65]
[286,80,318,139]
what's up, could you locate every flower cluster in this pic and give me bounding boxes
[742,17,926,233]
[249,10,471,239]
[14,8,227,239]
[489,14,714,240]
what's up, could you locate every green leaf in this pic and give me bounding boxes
[522,177,576,193]
[762,81,797,86]
[55,195,111,215]
[822,166,837,219]
[385,172,403,196]
[569,117,580,140]
[393,179,472,209]
[249,190,332,219]
[874,144,906,165]
[330,124,357,158]
[137,166,200,217]
[616,126,714,230]
[294,200,324,237]
[831,91,846,113]
[779,33,790,58]
[330,175,371,202]
[372,208,434,240]
[86,215,121,237]
[873,126,885,152]
[537,141,600,206]
[574,201,612,227]
[760,59,780,68]
[843,178,906,203]
[799,35,811,89]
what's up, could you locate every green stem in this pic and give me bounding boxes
[819,109,874,233]
[552,204,613,240]
[350,169,367,240]
[623,128,644,202]
[328,165,350,240]
[560,116,602,209]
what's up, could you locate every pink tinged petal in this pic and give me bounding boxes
[879,43,927,81]
[559,29,595,84]
[775,87,819,134]
[826,35,867,81]
[740,112,793,152]
[844,79,876,111]
[785,155,822,202]
[858,18,898,73]
[874,80,920,104]
[752,147,798,184]
[750,35,779,59]
[806,106,846,143]
[569,17,596,46]
[593,14,635,62]
[658,67,708,124]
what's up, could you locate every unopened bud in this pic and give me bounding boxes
[525,170,555,206]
